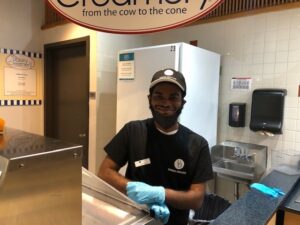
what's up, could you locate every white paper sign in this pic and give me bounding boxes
[118,52,135,80]
[4,67,37,96]
[231,77,252,90]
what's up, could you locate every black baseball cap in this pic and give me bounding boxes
[150,69,186,96]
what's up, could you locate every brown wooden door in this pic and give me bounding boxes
[44,37,89,168]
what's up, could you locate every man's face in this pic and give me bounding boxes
[149,82,185,116]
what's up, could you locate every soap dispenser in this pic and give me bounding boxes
[229,103,246,127]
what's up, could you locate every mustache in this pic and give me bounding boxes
[149,105,184,129]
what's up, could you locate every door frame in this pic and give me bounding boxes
[44,36,90,167]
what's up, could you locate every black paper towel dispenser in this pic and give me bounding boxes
[250,89,287,134]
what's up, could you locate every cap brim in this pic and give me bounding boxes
[150,78,185,92]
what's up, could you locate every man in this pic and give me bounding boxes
[98,68,213,225]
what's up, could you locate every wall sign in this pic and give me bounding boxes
[118,52,135,80]
[231,77,252,91]
[47,0,224,34]
[4,54,36,96]
[4,67,36,96]
[0,48,43,106]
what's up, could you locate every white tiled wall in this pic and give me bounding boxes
[149,8,300,168]
[218,9,300,165]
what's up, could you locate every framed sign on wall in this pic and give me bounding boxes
[0,48,43,106]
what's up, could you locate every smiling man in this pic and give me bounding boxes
[98,68,213,225]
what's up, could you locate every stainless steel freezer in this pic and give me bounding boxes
[0,128,82,225]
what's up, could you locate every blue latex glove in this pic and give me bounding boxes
[126,181,165,204]
[148,203,170,224]
[250,183,285,198]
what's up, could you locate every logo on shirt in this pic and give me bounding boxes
[174,159,185,170]
[168,158,186,175]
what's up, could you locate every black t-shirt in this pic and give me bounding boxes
[104,118,213,225]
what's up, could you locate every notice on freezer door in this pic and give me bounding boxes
[118,53,134,80]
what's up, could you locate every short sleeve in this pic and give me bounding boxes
[189,137,214,183]
[103,120,149,168]
[104,124,129,167]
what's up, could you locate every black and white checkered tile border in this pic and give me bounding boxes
[0,99,42,106]
[0,48,42,58]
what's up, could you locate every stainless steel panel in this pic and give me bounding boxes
[0,128,82,225]
[82,168,161,225]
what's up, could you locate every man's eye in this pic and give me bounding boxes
[153,95,164,100]
[169,96,180,101]
[152,95,181,102]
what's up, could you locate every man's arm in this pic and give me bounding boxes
[98,155,129,194]
[165,183,206,209]
[99,155,207,210]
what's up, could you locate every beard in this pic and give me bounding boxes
[149,105,183,130]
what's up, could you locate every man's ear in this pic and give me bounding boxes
[182,99,186,105]
[148,95,152,110]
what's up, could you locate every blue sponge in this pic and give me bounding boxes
[250,183,285,198]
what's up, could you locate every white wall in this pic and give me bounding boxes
[0,0,43,52]
[0,0,44,134]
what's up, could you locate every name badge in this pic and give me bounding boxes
[134,158,151,167]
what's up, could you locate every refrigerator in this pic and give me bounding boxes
[117,42,220,148]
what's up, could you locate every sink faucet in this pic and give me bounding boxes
[233,146,244,157]
[233,147,255,162]
[245,153,256,162]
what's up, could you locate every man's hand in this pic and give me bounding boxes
[126,181,165,204]
[148,203,170,224]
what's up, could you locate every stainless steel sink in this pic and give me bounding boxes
[213,159,255,181]
[211,141,267,183]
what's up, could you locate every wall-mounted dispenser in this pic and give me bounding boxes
[250,89,287,134]
[229,103,246,127]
